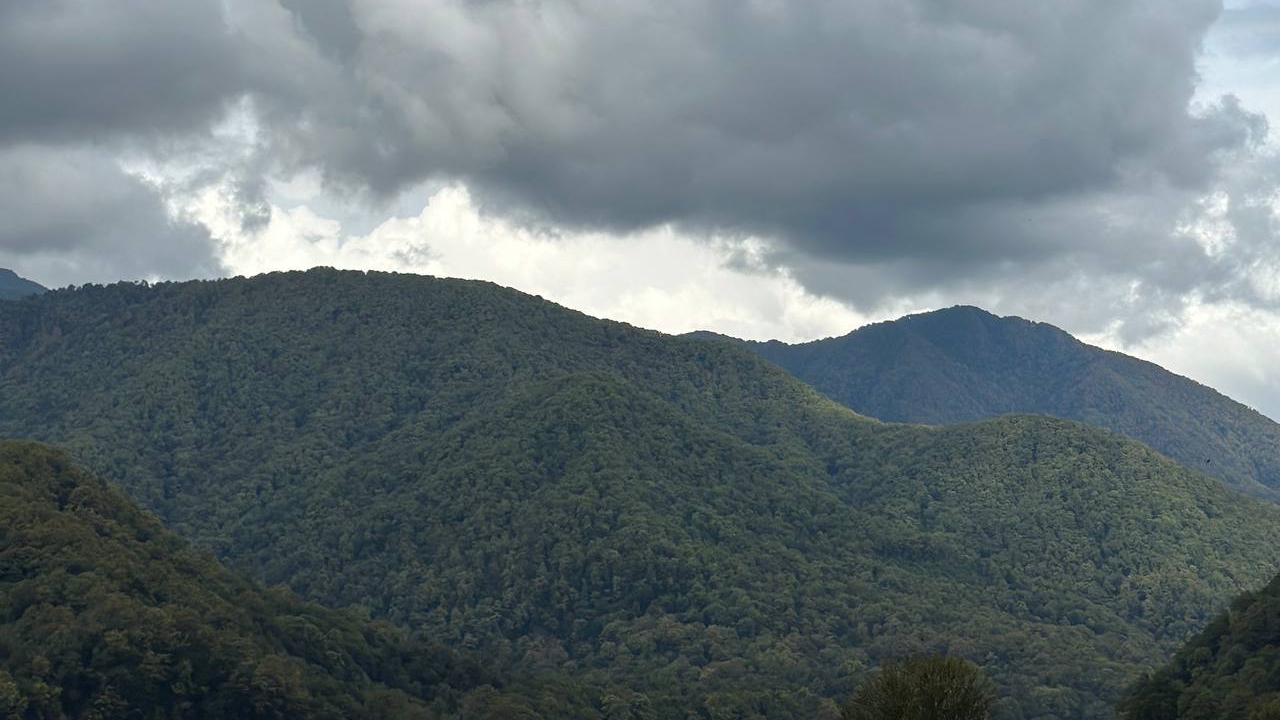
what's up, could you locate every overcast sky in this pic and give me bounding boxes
[4,0,1280,416]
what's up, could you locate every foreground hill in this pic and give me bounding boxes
[1,270,1279,719]
[0,441,589,720]
[0,269,45,300]
[709,306,1280,501]
[1120,572,1280,720]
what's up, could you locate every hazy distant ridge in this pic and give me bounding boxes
[0,268,46,300]
[706,305,1280,501]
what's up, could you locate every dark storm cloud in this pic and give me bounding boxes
[278,0,363,64]
[0,0,251,282]
[0,0,248,144]
[3,0,1276,339]
[214,0,1270,338]
[257,0,1242,225]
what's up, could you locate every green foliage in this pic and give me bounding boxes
[0,441,593,720]
[2,270,1280,719]
[1119,572,1280,720]
[842,655,996,720]
[725,305,1280,501]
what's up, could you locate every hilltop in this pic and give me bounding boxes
[0,269,45,300]
[708,306,1280,501]
[1,270,1278,719]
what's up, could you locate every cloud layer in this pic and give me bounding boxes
[254,0,1275,321]
[237,0,1272,318]
[4,0,1280,374]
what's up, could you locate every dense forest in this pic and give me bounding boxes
[2,270,1278,719]
[1120,570,1280,720]
[703,305,1280,501]
[0,440,595,720]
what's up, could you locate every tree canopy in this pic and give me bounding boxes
[1119,571,1280,720]
[2,270,1279,719]
[843,655,996,720]
[0,440,593,720]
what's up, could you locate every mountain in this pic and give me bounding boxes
[1119,572,1280,720]
[0,440,592,720]
[2,270,1279,719]
[0,269,46,300]
[709,306,1280,501]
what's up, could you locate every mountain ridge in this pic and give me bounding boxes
[2,270,1278,719]
[0,268,46,300]
[698,305,1280,501]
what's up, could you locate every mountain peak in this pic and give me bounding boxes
[0,268,47,300]
[890,304,1061,337]
[3,272,1279,719]
[732,305,1280,501]
[910,304,997,319]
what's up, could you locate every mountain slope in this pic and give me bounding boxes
[713,305,1280,501]
[0,440,593,720]
[1,270,1279,719]
[0,269,45,301]
[1119,572,1280,720]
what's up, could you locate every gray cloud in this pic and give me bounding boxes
[252,0,1241,209]
[0,0,252,283]
[2,0,1278,342]
[0,0,248,144]
[0,146,223,287]
[225,0,1272,340]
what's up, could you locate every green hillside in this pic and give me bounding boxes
[0,269,45,301]
[1,270,1278,719]
[712,306,1280,501]
[0,440,593,720]
[1120,572,1280,720]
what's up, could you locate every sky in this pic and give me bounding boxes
[3,0,1280,415]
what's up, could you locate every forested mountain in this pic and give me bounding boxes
[0,440,592,720]
[705,306,1280,501]
[1119,572,1280,720]
[1,269,1279,719]
[0,269,45,301]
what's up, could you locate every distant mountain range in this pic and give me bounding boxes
[695,306,1280,501]
[0,268,46,300]
[2,270,1278,719]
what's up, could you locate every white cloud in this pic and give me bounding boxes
[186,182,879,343]
[172,174,1280,419]
[1098,300,1280,418]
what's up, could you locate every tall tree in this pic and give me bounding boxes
[843,656,995,720]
